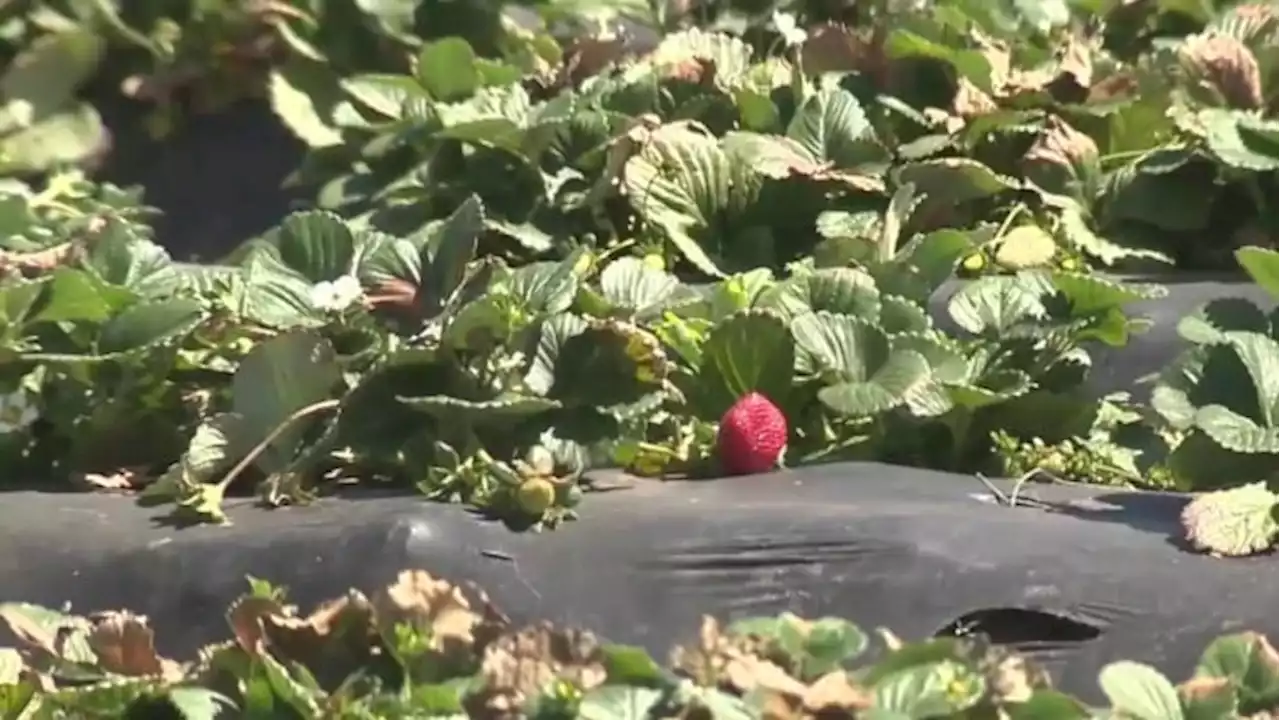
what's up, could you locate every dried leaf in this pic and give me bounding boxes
[800,24,870,76]
[226,595,292,656]
[86,611,181,680]
[1179,32,1264,110]
[1049,35,1094,102]
[802,670,874,713]
[1179,675,1233,702]
[469,623,607,716]
[1024,116,1095,175]
[263,591,376,660]
[374,570,506,660]
[953,78,998,118]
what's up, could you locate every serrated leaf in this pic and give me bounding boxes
[143,413,248,510]
[1195,632,1280,712]
[948,276,1045,335]
[269,59,342,148]
[80,219,178,296]
[791,312,890,379]
[624,123,765,277]
[1236,246,1279,299]
[1181,483,1279,557]
[97,297,204,356]
[818,349,932,417]
[232,331,341,475]
[420,195,483,316]
[649,28,752,87]
[698,309,795,418]
[598,256,681,316]
[541,319,666,407]
[1178,297,1273,343]
[579,686,665,720]
[224,252,322,329]
[30,267,130,325]
[760,266,881,321]
[418,38,481,102]
[785,87,886,169]
[266,210,357,283]
[164,687,237,719]
[1051,271,1166,315]
[1195,405,1278,454]
[1098,661,1184,720]
[1058,204,1171,266]
[505,257,579,315]
[0,103,106,174]
[259,652,323,717]
[872,660,986,717]
[341,73,421,119]
[879,294,932,334]
[0,29,103,128]
[893,158,1021,222]
[1202,110,1280,171]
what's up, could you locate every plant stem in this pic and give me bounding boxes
[993,202,1027,241]
[215,398,342,491]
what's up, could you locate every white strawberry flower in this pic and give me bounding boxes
[0,387,38,436]
[772,11,807,47]
[309,274,364,313]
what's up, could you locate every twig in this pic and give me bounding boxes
[214,398,342,491]
[973,470,1052,509]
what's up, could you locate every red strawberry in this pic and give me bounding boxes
[716,392,788,476]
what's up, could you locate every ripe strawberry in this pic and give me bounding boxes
[716,392,788,476]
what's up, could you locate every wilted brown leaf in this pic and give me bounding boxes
[986,651,1038,703]
[265,592,375,655]
[663,57,717,85]
[952,78,998,118]
[800,24,870,76]
[802,670,874,713]
[0,604,96,669]
[1178,32,1264,110]
[374,570,507,660]
[670,615,805,698]
[87,611,181,680]
[363,278,418,312]
[558,35,630,88]
[1252,632,1279,673]
[1179,675,1234,703]
[1087,72,1139,104]
[227,595,293,656]
[1024,116,1099,173]
[468,623,606,718]
[724,652,806,697]
[1048,36,1094,102]
[974,32,1013,92]
[758,688,804,720]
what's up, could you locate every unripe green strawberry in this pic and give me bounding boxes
[516,477,556,515]
[716,392,788,476]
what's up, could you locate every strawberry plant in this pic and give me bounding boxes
[0,570,1275,719]
[0,0,1271,531]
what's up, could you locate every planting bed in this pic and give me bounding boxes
[1,464,1275,704]
[0,0,1278,715]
